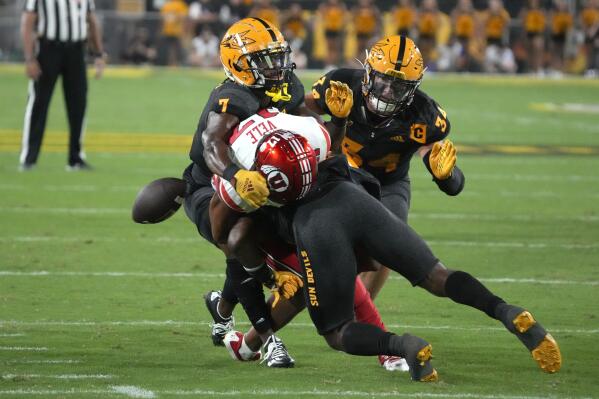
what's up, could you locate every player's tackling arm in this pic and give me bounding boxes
[201,111,239,178]
[201,111,269,208]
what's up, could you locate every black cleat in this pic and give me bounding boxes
[204,290,234,346]
[396,334,438,382]
[66,160,93,171]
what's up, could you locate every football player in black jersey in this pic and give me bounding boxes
[305,35,465,299]
[183,17,319,367]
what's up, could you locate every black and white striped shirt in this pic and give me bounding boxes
[24,0,96,42]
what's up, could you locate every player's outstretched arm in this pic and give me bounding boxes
[201,111,269,208]
[419,140,465,196]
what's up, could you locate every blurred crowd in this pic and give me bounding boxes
[120,0,599,76]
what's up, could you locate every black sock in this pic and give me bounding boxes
[340,322,394,355]
[445,271,505,319]
[227,258,272,334]
[222,259,240,306]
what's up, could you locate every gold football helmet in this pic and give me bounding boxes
[362,35,425,116]
[220,17,293,88]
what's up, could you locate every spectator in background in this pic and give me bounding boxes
[189,0,219,34]
[483,0,511,72]
[249,0,279,27]
[189,26,219,67]
[451,0,478,72]
[123,27,157,65]
[550,0,573,74]
[391,0,416,37]
[282,3,308,68]
[159,0,189,66]
[319,0,346,68]
[581,0,599,75]
[521,0,547,74]
[352,0,381,61]
[218,0,248,29]
[417,0,440,68]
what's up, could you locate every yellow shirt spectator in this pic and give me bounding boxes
[455,13,475,39]
[161,0,188,38]
[354,7,377,35]
[552,11,572,35]
[393,6,415,33]
[485,9,510,41]
[524,9,546,34]
[581,7,599,29]
[419,11,437,37]
[323,5,345,32]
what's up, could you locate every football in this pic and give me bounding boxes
[132,177,187,224]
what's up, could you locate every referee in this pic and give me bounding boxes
[20,0,106,171]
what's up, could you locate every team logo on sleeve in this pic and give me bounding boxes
[260,165,290,192]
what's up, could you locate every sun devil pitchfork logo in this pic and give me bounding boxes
[260,165,290,193]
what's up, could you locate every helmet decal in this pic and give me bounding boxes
[260,165,290,193]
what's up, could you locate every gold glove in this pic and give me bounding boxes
[233,169,270,208]
[325,81,353,118]
[429,140,457,180]
[271,271,304,308]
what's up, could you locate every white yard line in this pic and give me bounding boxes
[1,206,599,222]
[0,207,128,214]
[0,346,48,351]
[6,360,82,364]
[0,270,596,286]
[0,388,592,399]
[1,236,597,250]
[1,374,114,380]
[111,386,156,399]
[0,320,596,335]
[0,333,24,337]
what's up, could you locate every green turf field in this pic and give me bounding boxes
[1,66,599,398]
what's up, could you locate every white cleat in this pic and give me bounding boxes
[261,335,294,368]
[379,355,410,372]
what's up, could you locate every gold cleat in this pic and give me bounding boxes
[506,309,562,373]
[417,344,433,365]
[420,368,439,382]
[513,311,536,333]
[531,334,562,373]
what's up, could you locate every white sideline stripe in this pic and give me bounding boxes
[1,206,599,223]
[0,270,596,286]
[0,333,24,337]
[0,207,127,214]
[427,240,599,250]
[6,360,82,364]
[1,320,597,335]
[111,386,156,399]
[1,236,597,250]
[0,270,225,278]
[1,374,107,381]
[0,389,591,399]
[0,346,47,351]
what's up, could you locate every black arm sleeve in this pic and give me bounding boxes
[422,151,465,196]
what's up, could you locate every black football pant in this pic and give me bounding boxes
[20,39,87,166]
[292,180,438,334]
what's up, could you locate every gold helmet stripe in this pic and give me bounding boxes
[252,17,277,42]
[394,35,407,72]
